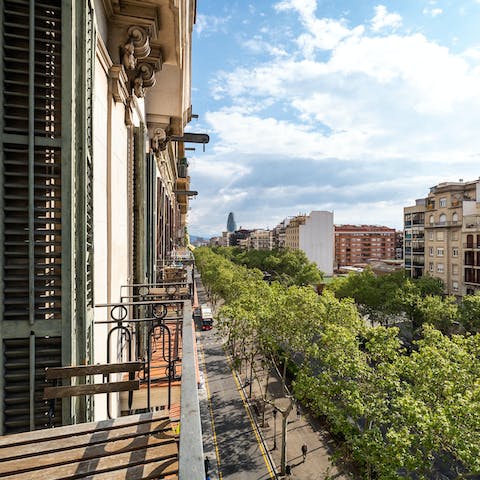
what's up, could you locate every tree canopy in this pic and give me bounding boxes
[212,246,323,287]
[195,247,480,479]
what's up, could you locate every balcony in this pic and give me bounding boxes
[464,243,480,250]
[464,267,480,285]
[0,264,203,478]
[425,220,461,228]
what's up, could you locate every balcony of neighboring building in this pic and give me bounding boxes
[464,234,480,250]
[465,268,480,285]
[463,215,480,230]
[464,250,480,267]
[425,211,461,228]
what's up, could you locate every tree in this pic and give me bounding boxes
[416,295,459,334]
[458,294,480,333]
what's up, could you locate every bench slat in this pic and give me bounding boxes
[45,361,144,380]
[43,380,139,399]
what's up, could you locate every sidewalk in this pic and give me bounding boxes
[242,364,351,480]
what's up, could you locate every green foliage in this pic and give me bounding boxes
[328,270,454,333]
[458,294,480,333]
[194,247,480,479]
[213,246,323,287]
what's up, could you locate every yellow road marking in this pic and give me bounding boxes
[226,353,276,480]
[199,342,223,480]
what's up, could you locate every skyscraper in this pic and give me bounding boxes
[227,212,237,232]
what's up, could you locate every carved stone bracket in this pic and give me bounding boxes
[133,62,157,97]
[151,127,168,152]
[121,25,150,72]
[109,64,129,103]
[127,25,151,59]
[121,25,162,98]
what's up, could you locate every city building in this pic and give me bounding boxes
[1,4,204,474]
[249,229,273,250]
[227,212,237,233]
[404,179,480,296]
[404,200,426,279]
[228,228,252,247]
[285,211,334,276]
[285,215,307,250]
[395,231,404,260]
[335,225,396,267]
[272,218,290,249]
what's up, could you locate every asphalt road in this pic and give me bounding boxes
[196,276,275,480]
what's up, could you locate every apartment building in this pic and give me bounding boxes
[404,200,426,278]
[284,211,334,276]
[335,225,396,267]
[249,229,273,250]
[272,218,290,249]
[404,179,480,296]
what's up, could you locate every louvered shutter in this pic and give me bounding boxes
[1,0,63,433]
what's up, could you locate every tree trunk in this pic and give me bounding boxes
[282,355,288,390]
[280,398,294,475]
[261,367,269,428]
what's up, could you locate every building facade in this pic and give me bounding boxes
[272,218,290,249]
[404,200,426,279]
[249,229,273,250]
[283,212,334,276]
[0,0,197,434]
[285,215,306,250]
[404,179,480,296]
[335,225,396,267]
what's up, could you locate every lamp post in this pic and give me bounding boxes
[272,408,277,450]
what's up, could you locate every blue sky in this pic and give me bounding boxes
[187,0,480,238]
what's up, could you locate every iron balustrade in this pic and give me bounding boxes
[95,298,188,417]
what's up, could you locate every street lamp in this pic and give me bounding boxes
[272,408,277,450]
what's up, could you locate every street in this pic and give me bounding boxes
[196,274,275,480]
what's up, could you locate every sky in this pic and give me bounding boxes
[186,0,480,238]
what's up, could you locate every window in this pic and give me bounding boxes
[451,231,458,241]
[452,248,458,257]
[439,197,447,207]
[437,263,444,273]
[452,212,458,222]
[429,215,434,224]
[452,281,459,291]
[429,262,434,272]
[429,231,434,240]
[439,213,447,223]
[429,247,434,256]
[437,248,444,257]
[436,231,444,241]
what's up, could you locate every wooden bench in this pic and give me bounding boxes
[44,361,144,400]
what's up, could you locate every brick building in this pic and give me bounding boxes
[335,225,396,267]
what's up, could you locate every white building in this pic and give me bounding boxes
[299,211,334,276]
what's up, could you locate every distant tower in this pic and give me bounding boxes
[227,212,237,232]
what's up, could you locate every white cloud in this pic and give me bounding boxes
[243,36,288,57]
[275,0,364,57]
[370,5,402,32]
[195,14,230,36]
[190,1,480,236]
[423,7,443,17]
